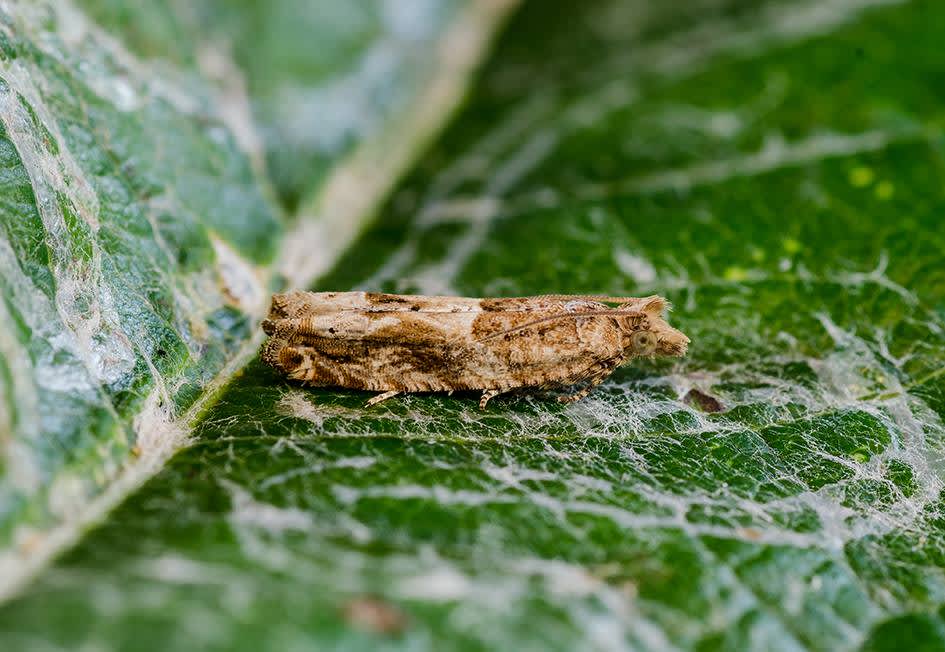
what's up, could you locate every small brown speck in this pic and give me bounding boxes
[684,388,724,413]
[738,527,763,541]
[342,596,408,635]
[131,444,142,457]
[18,532,44,554]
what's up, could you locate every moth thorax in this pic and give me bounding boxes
[629,329,658,356]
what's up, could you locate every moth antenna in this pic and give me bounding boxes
[536,294,641,304]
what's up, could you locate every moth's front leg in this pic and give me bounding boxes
[556,357,622,404]
[557,386,595,404]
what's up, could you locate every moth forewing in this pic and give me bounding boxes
[261,291,689,407]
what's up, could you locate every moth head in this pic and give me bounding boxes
[617,296,689,359]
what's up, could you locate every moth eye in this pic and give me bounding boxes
[630,330,657,355]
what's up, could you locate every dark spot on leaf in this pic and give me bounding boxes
[684,388,724,413]
[342,596,408,635]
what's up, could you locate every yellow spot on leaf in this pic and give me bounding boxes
[724,266,749,282]
[874,181,894,200]
[782,238,802,255]
[849,166,874,188]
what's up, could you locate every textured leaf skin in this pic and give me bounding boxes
[0,0,281,553]
[76,0,467,211]
[4,1,945,651]
[0,0,488,585]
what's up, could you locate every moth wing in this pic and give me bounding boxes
[265,311,476,346]
[267,291,359,319]
[268,291,664,320]
[267,291,484,317]
[354,294,649,313]
[473,309,647,343]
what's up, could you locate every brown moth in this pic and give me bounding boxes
[261,291,689,408]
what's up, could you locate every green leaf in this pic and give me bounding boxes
[4,0,945,650]
[75,0,479,212]
[0,0,282,564]
[0,0,512,603]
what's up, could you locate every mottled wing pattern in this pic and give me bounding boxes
[268,291,664,315]
[261,292,642,394]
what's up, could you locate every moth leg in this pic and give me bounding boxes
[479,389,502,410]
[557,386,594,404]
[365,390,401,407]
[557,358,621,404]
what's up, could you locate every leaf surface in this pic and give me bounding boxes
[3,0,945,651]
[0,0,509,602]
[77,0,476,211]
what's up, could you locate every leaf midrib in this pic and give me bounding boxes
[0,0,520,605]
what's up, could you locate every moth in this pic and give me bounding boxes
[262,291,689,408]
